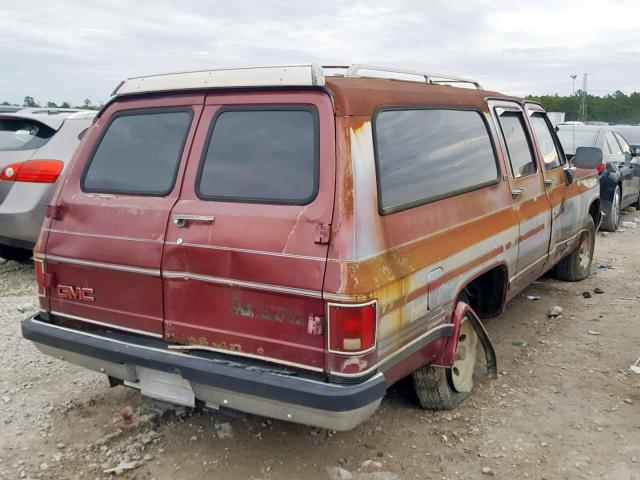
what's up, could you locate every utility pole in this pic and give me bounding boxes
[570,74,577,148]
[578,73,588,122]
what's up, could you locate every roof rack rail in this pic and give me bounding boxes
[113,64,326,96]
[111,63,482,97]
[339,64,482,89]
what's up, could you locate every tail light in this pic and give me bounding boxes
[597,162,606,175]
[34,259,46,295]
[328,301,377,353]
[0,160,64,183]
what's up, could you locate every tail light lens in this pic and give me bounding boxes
[0,160,64,183]
[328,302,377,353]
[34,259,46,295]
[597,162,606,175]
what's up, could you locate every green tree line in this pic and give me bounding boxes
[526,90,640,125]
[1,96,102,110]
[4,91,640,123]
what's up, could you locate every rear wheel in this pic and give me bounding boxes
[601,185,621,232]
[553,216,595,282]
[412,304,479,410]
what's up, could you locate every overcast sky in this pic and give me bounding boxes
[1,0,639,106]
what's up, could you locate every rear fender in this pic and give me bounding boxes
[436,301,497,379]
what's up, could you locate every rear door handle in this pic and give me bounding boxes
[172,214,215,228]
[511,187,527,196]
[544,178,555,185]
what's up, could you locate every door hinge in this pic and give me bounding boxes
[46,203,63,220]
[314,224,331,244]
[44,273,57,288]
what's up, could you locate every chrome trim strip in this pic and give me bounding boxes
[43,228,163,244]
[42,254,161,277]
[162,270,323,298]
[328,323,454,378]
[509,229,586,283]
[166,242,327,262]
[50,311,163,338]
[509,254,548,283]
[30,318,370,387]
[167,345,324,373]
[379,323,453,368]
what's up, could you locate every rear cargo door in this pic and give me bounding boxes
[44,94,204,337]
[161,91,335,371]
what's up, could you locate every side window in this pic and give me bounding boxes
[529,113,564,170]
[496,111,537,178]
[197,108,318,204]
[605,132,622,155]
[614,133,631,155]
[374,108,499,213]
[83,109,192,195]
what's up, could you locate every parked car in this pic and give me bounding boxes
[614,125,640,154]
[0,105,22,113]
[0,108,96,259]
[556,124,640,231]
[21,64,601,430]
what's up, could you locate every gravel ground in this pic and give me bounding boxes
[1,209,639,480]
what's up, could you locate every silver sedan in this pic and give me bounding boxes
[0,108,95,259]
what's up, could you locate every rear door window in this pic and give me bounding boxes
[613,132,631,155]
[197,108,318,204]
[497,111,537,178]
[0,119,55,151]
[82,109,192,195]
[374,108,499,213]
[604,132,622,155]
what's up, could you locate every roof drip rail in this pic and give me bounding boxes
[342,64,482,89]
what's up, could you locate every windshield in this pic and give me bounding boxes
[0,119,55,151]
[556,128,598,154]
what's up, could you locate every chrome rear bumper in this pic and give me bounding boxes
[22,314,385,430]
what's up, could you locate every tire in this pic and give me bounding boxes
[412,300,479,410]
[601,185,621,232]
[553,216,595,282]
[0,245,32,262]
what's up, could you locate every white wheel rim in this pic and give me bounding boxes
[612,189,620,226]
[450,320,478,393]
[578,229,592,270]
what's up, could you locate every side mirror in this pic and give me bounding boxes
[573,146,603,169]
[632,145,640,156]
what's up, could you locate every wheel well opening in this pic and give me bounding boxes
[463,266,508,319]
[589,199,601,227]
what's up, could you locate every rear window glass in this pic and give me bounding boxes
[0,119,55,151]
[83,110,192,195]
[556,128,598,154]
[374,108,498,213]
[197,108,318,204]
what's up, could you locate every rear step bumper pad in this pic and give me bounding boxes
[21,314,386,431]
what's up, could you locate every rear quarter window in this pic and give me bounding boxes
[197,107,318,204]
[374,108,499,214]
[82,109,192,196]
[0,119,55,151]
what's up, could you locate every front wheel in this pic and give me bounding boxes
[553,216,595,282]
[601,185,621,232]
[412,316,479,410]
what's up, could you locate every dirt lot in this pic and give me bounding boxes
[1,210,639,480]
